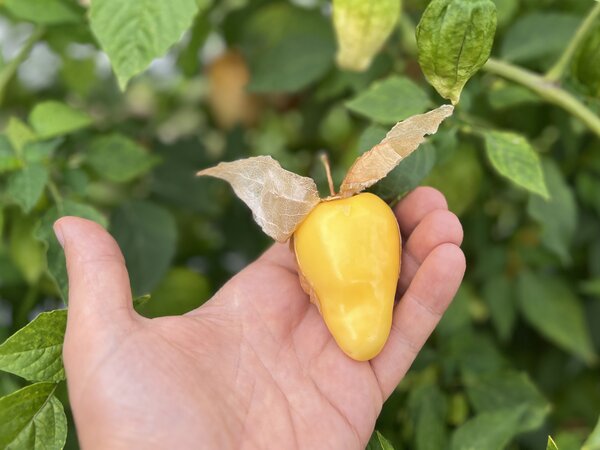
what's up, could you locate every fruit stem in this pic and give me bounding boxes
[320,153,336,197]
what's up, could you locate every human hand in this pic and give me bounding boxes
[55,187,465,450]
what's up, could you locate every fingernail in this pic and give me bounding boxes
[53,221,65,248]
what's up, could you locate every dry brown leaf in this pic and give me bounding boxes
[339,104,454,197]
[197,156,321,242]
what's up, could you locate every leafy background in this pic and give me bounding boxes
[0,0,599,449]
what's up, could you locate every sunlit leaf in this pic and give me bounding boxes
[28,101,92,139]
[346,76,431,124]
[3,0,82,25]
[0,383,67,450]
[483,130,548,198]
[90,0,200,89]
[0,311,66,382]
[366,430,395,450]
[332,0,401,72]
[547,436,559,450]
[582,415,600,450]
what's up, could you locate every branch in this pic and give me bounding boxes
[0,27,45,105]
[483,58,600,139]
[545,1,600,82]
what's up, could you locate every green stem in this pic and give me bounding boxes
[0,27,45,105]
[545,2,600,82]
[483,58,600,139]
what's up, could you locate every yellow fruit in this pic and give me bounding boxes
[294,192,401,361]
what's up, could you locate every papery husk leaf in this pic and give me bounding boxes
[339,104,454,197]
[197,156,321,242]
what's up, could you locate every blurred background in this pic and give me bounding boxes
[0,0,600,448]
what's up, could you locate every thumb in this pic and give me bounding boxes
[54,216,136,330]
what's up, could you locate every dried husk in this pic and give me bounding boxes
[197,156,320,242]
[339,105,454,197]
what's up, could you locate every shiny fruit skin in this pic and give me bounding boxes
[294,193,400,361]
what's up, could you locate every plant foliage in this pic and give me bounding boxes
[0,0,599,448]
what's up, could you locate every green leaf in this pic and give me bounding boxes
[3,0,82,25]
[245,5,335,93]
[548,436,560,450]
[9,214,46,283]
[90,0,200,89]
[465,370,550,433]
[0,135,21,174]
[5,117,36,153]
[0,382,67,450]
[408,383,448,450]
[36,201,108,301]
[346,76,431,124]
[583,415,600,450]
[450,406,527,450]
[482,275,516,342]
[483,130,548,198]
[424,143,483,216]
[555,432,585,450]
[492,0,518,28]
[366,430,395,450]
[133,294,152,309]
[354,124,438,201]
[177,12,211,77]
[86,134,159,183]
[437,284,473,337]
[0,310,66,382]
[501,13,580,65]
[111,201,177,296]
[357,125,387,153]
[23,139,62,164]
[574,27,600,97]
[416,0,497,104]
[29,101,92,139]
[137,268,210,317]
[528,159,577,265]
[151,139,226,216]
[580,279,600,298]
[517,272,597,364]
[6,164,49,213]
[332,0,401,72]
[372,143,437,201]
[488,83,542,110]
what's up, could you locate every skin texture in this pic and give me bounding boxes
[55,187,465,450]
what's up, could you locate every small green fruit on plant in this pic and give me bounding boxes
[332,0,402,72]
[416,0,497,104]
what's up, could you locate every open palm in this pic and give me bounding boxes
[56,187,465,450]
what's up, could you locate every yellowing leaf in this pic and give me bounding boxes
[198,156,320,242]
[340,105,454,197]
